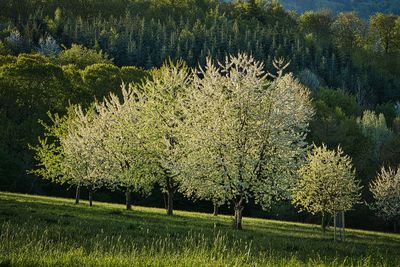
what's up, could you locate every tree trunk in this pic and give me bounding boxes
[125,189,132,210]
[321,212,326,233]
[88,189,93,207]
[333,211,337,242]
[234,198,244,230]
[394,221,397,233]
[342,211,345,242]
[163,193,167,210]
[166,190,173,216]
[213,203,219,216]
[75,185,80,205]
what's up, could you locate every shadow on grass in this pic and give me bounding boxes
[1,193,399,264]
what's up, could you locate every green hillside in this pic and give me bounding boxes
[0,192,399,266]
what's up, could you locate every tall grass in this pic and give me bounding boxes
[0,192,399,266]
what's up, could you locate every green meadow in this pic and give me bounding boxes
[0,192,399,266]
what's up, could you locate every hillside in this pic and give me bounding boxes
[280,0,400,18]
[1,0,400,242]
[0,192,399,266]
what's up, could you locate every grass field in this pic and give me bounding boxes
[0,192,399,266]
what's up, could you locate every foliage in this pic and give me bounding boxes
[136,60,191,215]
[292,144,362,217]
[37,36,60,56]
[370,167,400,223]
[81,63,121,100]
[297,68,322,91]
[180,54,313,229]
[314,88,361,117]
[93,85,157,195]
[376,102,397,128]
[357,111,392,161]
[0,53,71,191]
[299,10,333,47]
[59,105,108,191]
[29,108,76,185]
[0,53,148,193]
[56,44,112,69]
[369,13,400,54]
[331,12,364,53]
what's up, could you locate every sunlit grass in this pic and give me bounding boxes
[0,192,399,266]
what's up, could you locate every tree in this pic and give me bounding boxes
[139,60,191,216]
[60,105,109,207]
[56,44,112,69]
[370,166,400,232]
[376,102,397,128]
[81,63,121,100]
[37,36,60,56]
[33,104,108,207]
[180,54,314,229]
[299,11,333,47]
[0,53,72,193]
[369,13,400,54]
[93,85,157,210]
[292,144,362,233]
[297,68,322,91]
[178,163,228,216]
[332,12,364,53]
[30,107,82,204]
[357,111,392,162]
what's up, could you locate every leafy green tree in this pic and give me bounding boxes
[370,166,400,232]
[120,66,149,85]
[180,55,314,229]
[369,13,400,54]
[30,108,83,203]
[357,111,392,161]
[299,11,333,47]
[380,135,400,168]
[0,41,11,55]
[292,144,362,233]
[332,12,364,53]
[0,54,71,192]
[138,60,190,216]
[59,105,109,207]
[93,86,157,210]
[314,88,361,117]
[56,44,112,69]
[81,63,121,100]
[376,102,397,128]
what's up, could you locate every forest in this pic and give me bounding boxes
[1,0,400,233]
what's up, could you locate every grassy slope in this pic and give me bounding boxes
[0,192,399,266]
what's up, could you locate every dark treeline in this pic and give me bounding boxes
[1,0,400,232]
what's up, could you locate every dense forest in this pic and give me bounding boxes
[1,0,400,231]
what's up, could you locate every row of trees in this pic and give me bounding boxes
[31,54,400,232]
[33,54,313,229]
